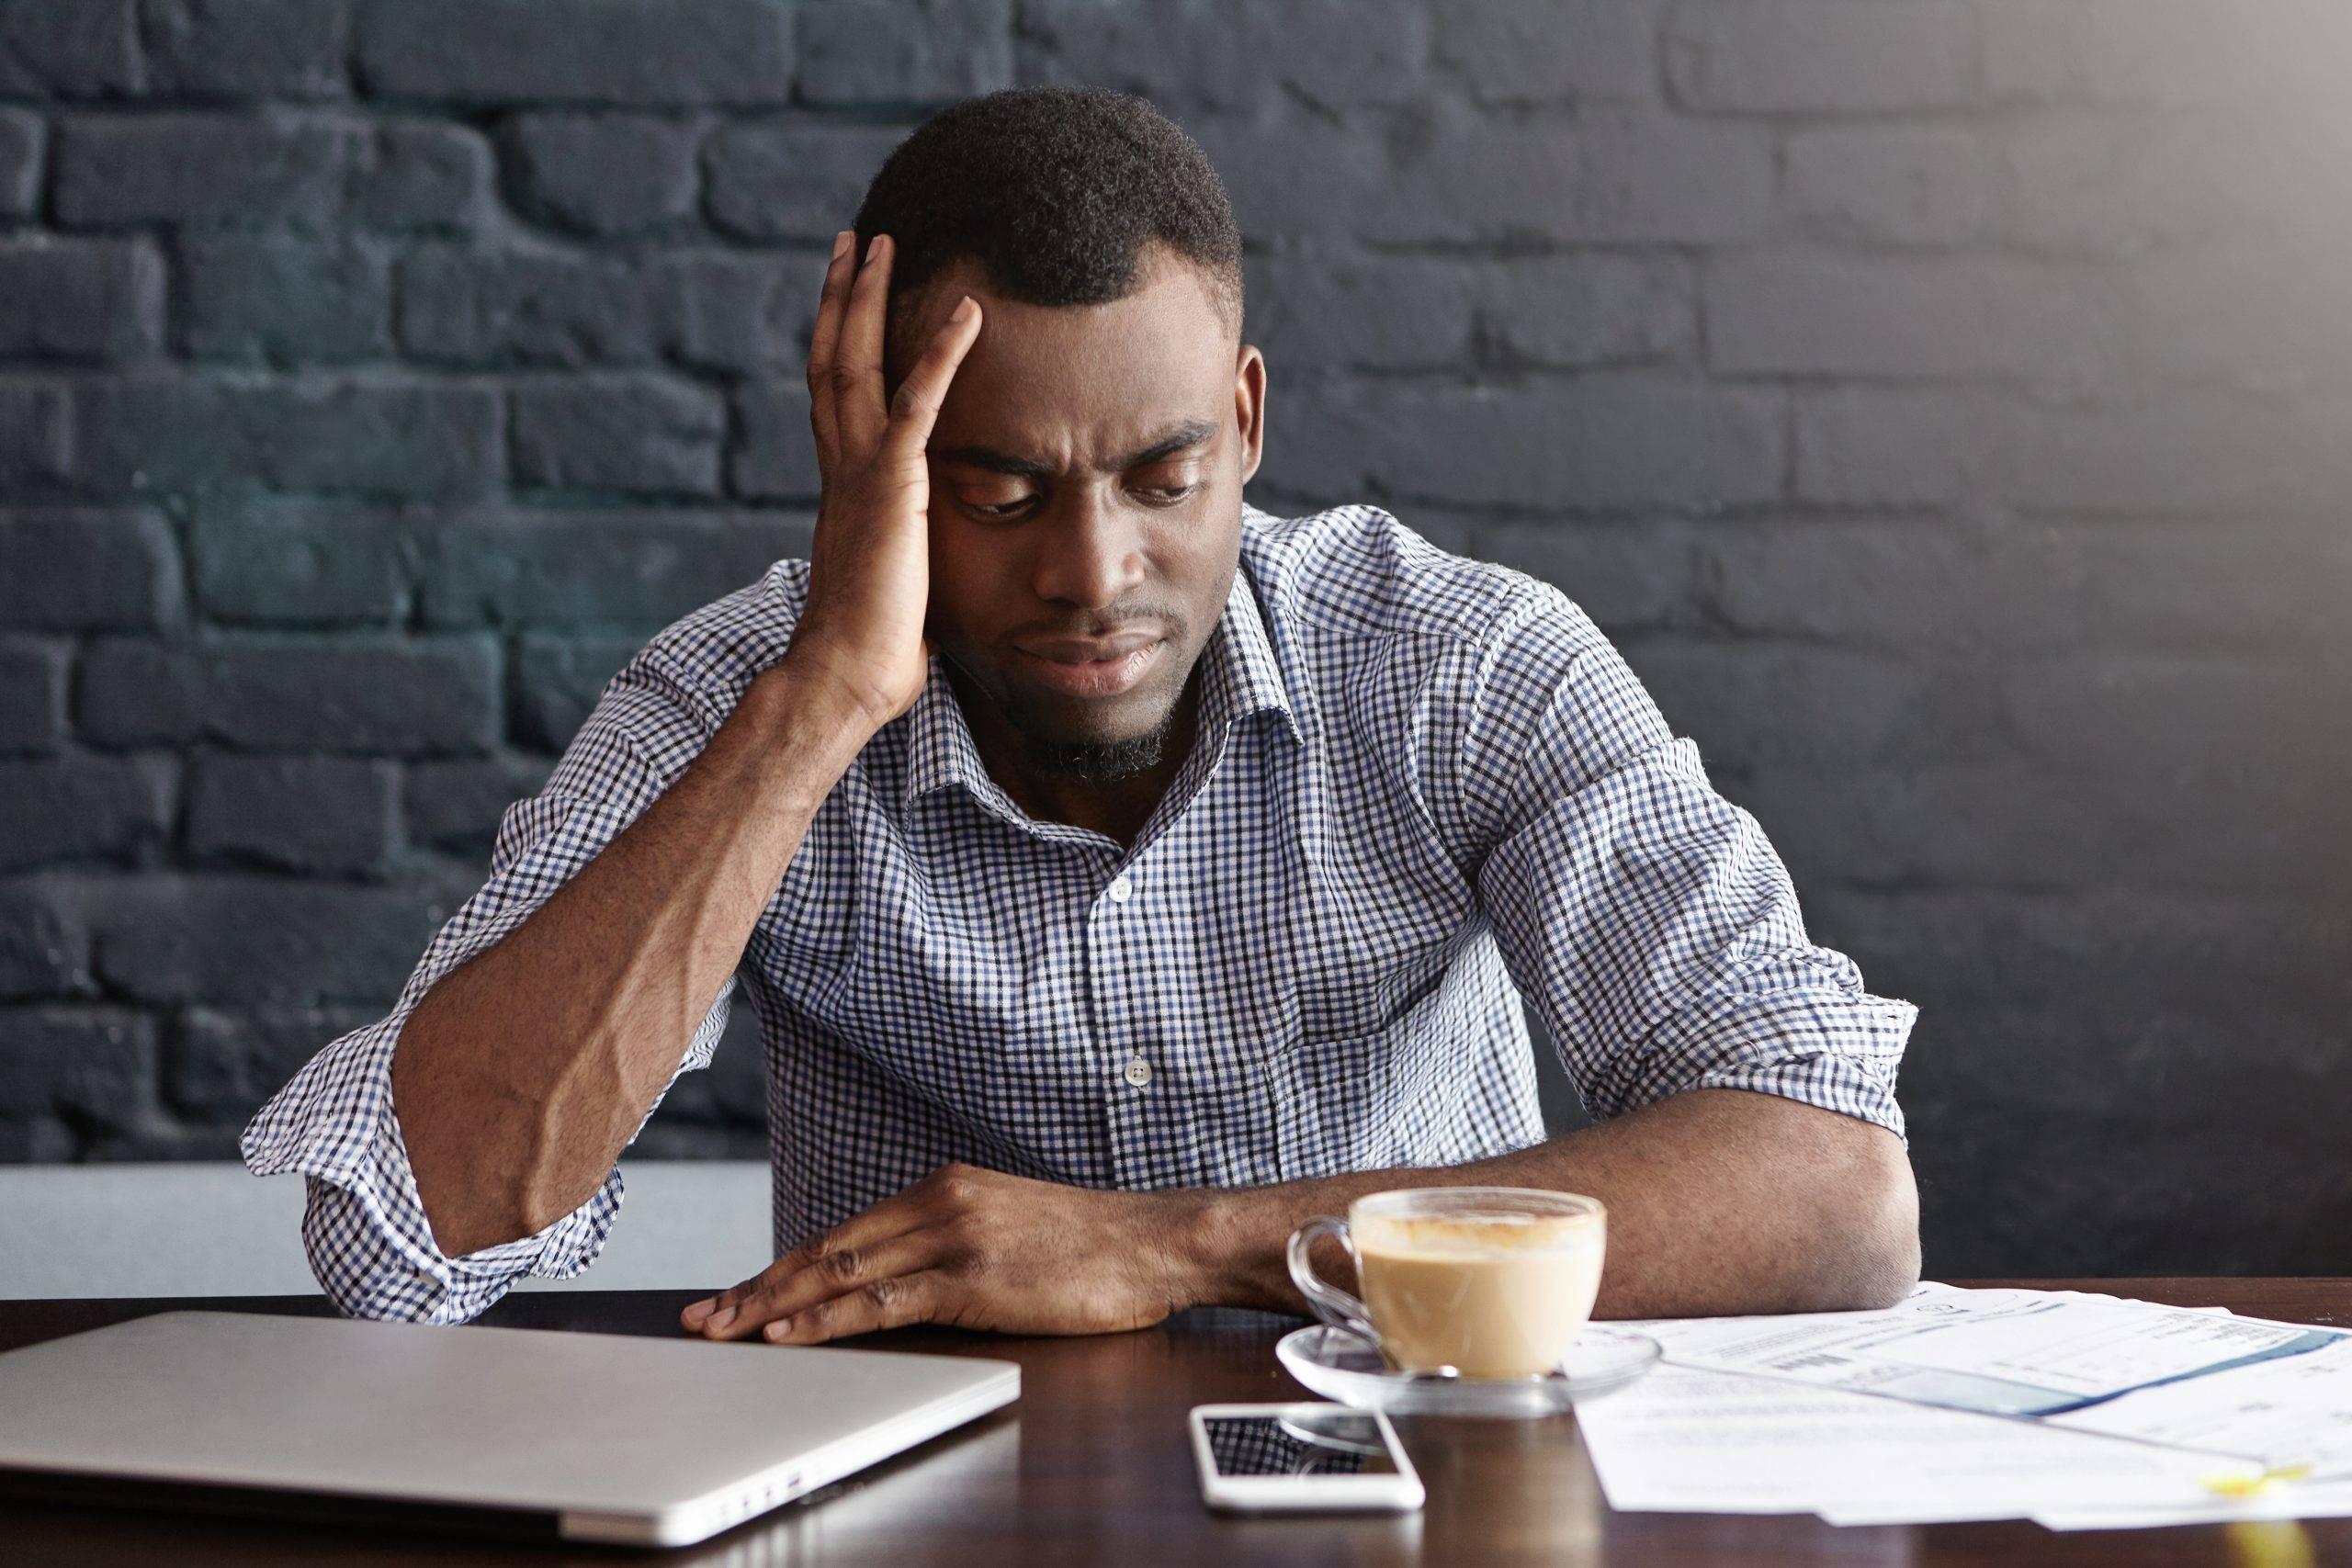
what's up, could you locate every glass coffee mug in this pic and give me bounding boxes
[1287,1187,1607,1380]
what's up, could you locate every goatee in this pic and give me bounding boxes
[1019,708,1178,783]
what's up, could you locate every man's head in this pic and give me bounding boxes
[850,87,1265,784]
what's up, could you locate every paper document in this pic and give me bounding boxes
[2051,1336,2352,1480]
[1575,1362,2257,1521]
[2031,1479,2352,1532]
[1572,1283,2352,1530]
[1623,1281,2343,1416]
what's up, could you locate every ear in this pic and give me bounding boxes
[1234,343,1266,487]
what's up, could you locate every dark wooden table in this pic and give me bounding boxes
[6,1280,2351,1564]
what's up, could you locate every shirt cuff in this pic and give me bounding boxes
[242,1009,626,1322]
[1589,966,1916,1146]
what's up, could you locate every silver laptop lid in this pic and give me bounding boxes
[0,1310,1019,1546]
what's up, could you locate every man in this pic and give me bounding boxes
[244,86,1920,1342]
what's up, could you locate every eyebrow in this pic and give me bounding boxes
[932,419,1218,480]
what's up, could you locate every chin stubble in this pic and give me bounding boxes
[1017,705,1179,783]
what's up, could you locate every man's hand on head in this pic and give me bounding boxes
[787,227,984,731]
[679,1163,1208,1345]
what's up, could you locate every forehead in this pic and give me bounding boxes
[902,247,1237,467]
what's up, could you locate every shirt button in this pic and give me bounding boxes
[1108,874,1134,903]
[1122,1055,1152,1088]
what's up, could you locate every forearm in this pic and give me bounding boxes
[392,657,877,1258]
[1177,1088,1920,1320]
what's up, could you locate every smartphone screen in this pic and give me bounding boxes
[1200,1411,1403,1478]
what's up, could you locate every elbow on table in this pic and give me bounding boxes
[1817,1133,1922,1312]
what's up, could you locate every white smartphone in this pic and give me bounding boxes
[1188,1402,1425,1514]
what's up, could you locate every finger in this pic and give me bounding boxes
[761,1269,951,1346]
[805,229,855,468]
[718,1227,945,1340]
[875,294,982,476]
[833,231,894,461]
[689,1200,930,1337]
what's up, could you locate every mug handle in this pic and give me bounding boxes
[1286,1214,1379,1345]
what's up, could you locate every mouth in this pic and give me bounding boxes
[1012,637,1166,698]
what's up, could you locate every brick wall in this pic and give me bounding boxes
[2,1,2347,1276]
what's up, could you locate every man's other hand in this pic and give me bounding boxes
[679,1163,1202,1345]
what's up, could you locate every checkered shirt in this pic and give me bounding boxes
[241,502,1916,1322]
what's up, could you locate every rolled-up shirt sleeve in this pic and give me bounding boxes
[1454,582,1914,1144]
[240,653,739,1322]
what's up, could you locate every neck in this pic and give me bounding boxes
[949,668,1201,849]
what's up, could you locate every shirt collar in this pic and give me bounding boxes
[899,559,1301,811]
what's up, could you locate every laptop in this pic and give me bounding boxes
[0,1310,1019,1547]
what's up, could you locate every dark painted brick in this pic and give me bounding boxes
[1703,519,2039,651]
[0,238,164,362]
[0,1008,157,1137]
[189,501,418,626]
[177,238,391,363]
[1982,0,2352,108]
[702,123,904,242]
[1243,246,1476,372]
[349,121,494,231]
[1182,107,1386,242]
[1567,107,1777,243]
[396,248,657,367]
[1708,517,2352,657]
[78,635,500,755]
[2005,651,2351,783]
[1430,0,1665,104]
[510,376,725,496]
[1274,377,1783,512]
[1016,0,1421,110]
[167,1002,378,1117]
[187,752,400,875]
[503,113,701,236]
[53,113,353,230]
[141,0,351,99]
[0,110,42,218]
[69,377,503,499]
[1785,125,1995,247]
[1475,520,1703,634]
[1623,639,2005,771]
[0,510,179,631]
[1728,760,2119,895]
[0,753,175,872]
[1792,387,2001,507]
[1472,254,1694,369]
[2003,392,2352,515]
[729,378,819,501]
[1665,0,1981,114]
[404,751,554,855]
[1295,101,1771,246]
[0,379,70,491]
[355,0,794,106]
[0,2,141,98]
[2039,521,2352,652]
[801,0,1011,104]
[0,878,85,998]
[0,639,65,754]
[420,511,795,627]
[511,632,647,752]
[1704,252,2120,382]
[88,871,476,1005]
[654,252,809,375]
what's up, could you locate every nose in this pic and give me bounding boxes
[1029,491,1147,612]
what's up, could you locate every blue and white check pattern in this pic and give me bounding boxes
[243,502,1915,1323]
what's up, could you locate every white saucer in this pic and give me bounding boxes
[1275,1324,1662,1419]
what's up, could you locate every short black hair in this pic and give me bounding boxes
[853,86,1245,371]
